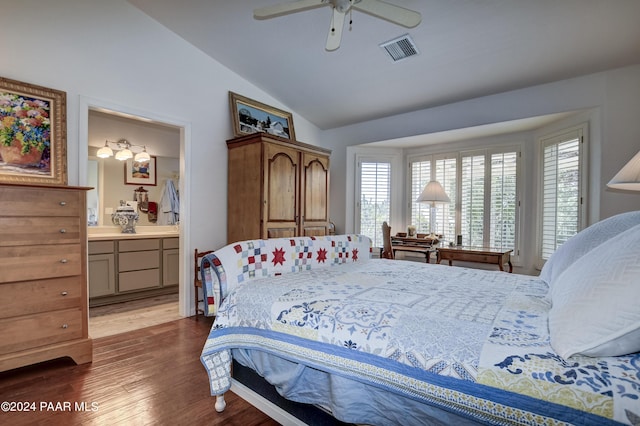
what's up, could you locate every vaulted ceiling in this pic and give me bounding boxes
[129,0,640,131]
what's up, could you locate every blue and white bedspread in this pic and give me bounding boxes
[478,287,640,425]
[201,259,640,425]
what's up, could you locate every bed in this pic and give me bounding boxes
[200,214,640,425]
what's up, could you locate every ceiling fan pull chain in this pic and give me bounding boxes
[349,8,353,31]
[330,5,336,34]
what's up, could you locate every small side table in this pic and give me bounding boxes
[436,246,513,272]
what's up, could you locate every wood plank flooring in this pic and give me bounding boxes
[0,316,279,426]
[89,293,182,339]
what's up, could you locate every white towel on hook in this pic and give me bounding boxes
[159,179,180,225]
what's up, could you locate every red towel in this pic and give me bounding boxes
[148,201,158,223]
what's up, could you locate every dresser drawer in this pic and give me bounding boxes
[119,239,159,252]
[0,276,83,319]
[0,245,82,284]
[0,217,81,247]
[0,308,84,355]
[119,269,160,292]
[0,186,81,217]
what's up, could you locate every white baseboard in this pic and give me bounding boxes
[230,379,308,426]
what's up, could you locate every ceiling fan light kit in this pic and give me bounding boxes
[254,0,421,51]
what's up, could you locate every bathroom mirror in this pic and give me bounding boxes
[88,109,181,226]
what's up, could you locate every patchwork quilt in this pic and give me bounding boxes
[201,249,640,425]
[199,234,371,316]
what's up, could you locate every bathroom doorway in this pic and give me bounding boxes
[79,97,192,337]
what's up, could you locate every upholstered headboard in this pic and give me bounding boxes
[200,234,372,316]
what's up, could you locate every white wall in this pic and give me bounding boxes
[323,64,640,234]
[2,1,639,305]
[0,0,322,316]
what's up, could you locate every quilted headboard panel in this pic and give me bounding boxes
[200,234,371,316]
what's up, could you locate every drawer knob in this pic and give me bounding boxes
[60,259,68,264]
[61,291,68,296]
[61,324,68,329]
[59,201,67,206]
[59,228,67,234]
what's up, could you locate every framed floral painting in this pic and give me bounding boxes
[0,77,67,185]
[229,91,295,140]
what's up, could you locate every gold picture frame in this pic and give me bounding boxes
[0,76,67,186]
[229,91,295,140]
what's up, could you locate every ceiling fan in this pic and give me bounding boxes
[254,0,421,51]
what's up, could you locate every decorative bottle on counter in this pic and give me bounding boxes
[111,201,139,234]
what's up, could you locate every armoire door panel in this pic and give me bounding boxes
[267,227,297,239]
[265,145,298,223]
[302,226,328,237]
[302,157,329,222]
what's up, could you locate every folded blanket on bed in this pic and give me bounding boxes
[200,234,372,317]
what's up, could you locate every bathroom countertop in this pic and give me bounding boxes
[88,226,179,241]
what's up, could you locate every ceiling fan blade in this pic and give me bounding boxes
[326,8,346,51]
[254,0,327,19]
[353,0,421,28]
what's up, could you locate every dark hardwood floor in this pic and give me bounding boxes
[0,316,279,426]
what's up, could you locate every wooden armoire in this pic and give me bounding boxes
[227,133,331,243]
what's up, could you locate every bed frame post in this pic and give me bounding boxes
[215,394,226,412]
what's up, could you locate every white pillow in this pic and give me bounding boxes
[548,222,640,358]
[539,210,640,286]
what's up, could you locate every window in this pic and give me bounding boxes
[489,151,518,249]
[539,126,586,262]
[460,154,485,246]
[409,147,520,254]
[410,156,456,238]
[434,157,457,240]
[357,160,391,247]
[410,159,431,232]
[459,149,519,249]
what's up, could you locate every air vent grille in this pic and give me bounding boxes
[379,34,419,62]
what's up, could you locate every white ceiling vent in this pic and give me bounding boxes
[379,34,419,62]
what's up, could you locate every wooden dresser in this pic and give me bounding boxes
[227,133,331,243]
[0,183,92,371]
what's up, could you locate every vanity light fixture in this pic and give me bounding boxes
[97,139,151,162]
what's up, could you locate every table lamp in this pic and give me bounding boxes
[607,150,640,191]
[417,180,450,240]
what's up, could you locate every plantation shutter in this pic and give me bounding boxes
[490,151,518,249]
[410,160,431,233]
[359,161,391,248]
[434,157,457,240]
[460,154,485,246]
[540,129,583,260]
